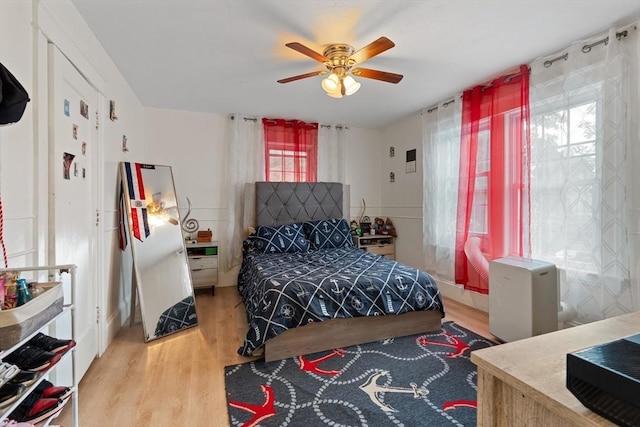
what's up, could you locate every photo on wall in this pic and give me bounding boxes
[80,100,89,119]
[63,152,75,180]
[406,148,417,173]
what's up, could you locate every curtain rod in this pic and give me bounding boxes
[582,29,631,53]
[425,22,637,112]
[320,124,349,130]
[229,115,348,129]
[229,114,257,122]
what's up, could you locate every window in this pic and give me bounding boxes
[530,97,598,273]
[262,118,318,182]
[469,123,489,235]
[267,148,308,182]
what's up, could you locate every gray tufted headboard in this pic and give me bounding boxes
[253,182,348,226]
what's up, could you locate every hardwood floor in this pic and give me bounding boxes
[55,287,492,426]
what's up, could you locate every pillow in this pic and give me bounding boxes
[304,218,355,250]
[247,223,310,254]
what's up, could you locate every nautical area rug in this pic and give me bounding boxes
[224,321,495,427]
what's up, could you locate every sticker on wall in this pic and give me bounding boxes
[80,100,89,119]
[122,135,129,152]
[82,142,87,155]
[73,124,78,140]
[64,99,70,117]
[109,100,118,121]
[406,148,417,173]
[390,172,395,183]
[63,152,75,180]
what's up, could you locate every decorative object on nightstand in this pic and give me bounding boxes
[186,241,218,295]
[354,235,395,260]
[181,197,199,239]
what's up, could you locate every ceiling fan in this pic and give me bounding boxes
[278,36,403,98]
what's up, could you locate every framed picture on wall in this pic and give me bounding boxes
[406,148,416,173]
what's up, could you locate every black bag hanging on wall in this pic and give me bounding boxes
[0,62,30,126]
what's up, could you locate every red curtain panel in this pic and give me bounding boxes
[262,118,318,182]
[455,64,530,293]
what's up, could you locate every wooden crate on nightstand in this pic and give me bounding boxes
[186,241,218,295]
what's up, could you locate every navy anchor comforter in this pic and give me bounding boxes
[237,248,445,356]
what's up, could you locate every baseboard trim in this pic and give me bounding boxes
[437,279,489,313]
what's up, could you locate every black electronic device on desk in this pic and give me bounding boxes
[566,333,640,427]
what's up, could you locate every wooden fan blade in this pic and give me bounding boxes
[277,70,325,84]
[349,37,395,64]
[351,67,403,84]
[285,42,327,63]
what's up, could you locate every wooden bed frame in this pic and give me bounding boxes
[264,310,443,362]
[248,181,444,362]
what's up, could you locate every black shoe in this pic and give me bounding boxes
[27,333,76,354]
[0,382,25,408]
[9,370,39,387]
[3,345,62,372]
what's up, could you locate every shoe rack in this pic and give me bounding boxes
[0,264,78,427]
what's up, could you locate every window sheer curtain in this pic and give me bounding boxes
[422,99,461,281]
[318,125,345,183]
[224,115,264,271]
[529,27,639,323]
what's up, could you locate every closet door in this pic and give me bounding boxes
[48,43,99,382]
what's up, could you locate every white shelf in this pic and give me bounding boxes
[0,264,78,426]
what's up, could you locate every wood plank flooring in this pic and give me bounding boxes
[55,287,492,426]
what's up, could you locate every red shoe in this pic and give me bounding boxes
[41,385,72,401]
[17,398,60,424]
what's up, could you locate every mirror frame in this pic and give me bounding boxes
[119,162,198,341]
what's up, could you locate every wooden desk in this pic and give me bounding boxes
[471,312,640,426]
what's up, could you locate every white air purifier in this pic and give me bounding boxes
[489,257,558,342]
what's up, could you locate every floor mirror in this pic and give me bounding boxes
[119,162,197,341]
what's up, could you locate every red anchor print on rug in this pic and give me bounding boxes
[416,333,471,358]
[228,384,276,427]
[443,399,477,411]
[298,349,346,375]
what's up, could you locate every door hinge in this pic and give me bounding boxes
[95,110,100,130]
[96,210,100,226]
[96,306,100,324]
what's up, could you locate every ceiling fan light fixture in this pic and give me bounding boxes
[321,73,340,92]
[343,75,361,96]
[326,85,343,98]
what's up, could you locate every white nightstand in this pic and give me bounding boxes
[186,241,218,295]
[354,235,395,260]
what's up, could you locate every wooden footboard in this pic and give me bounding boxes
[264,310,442,362]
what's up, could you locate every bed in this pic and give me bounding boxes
[237,182,445,362]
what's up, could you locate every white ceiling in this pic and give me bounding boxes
[71,0,640,129]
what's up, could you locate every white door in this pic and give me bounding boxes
[48,44,98,382]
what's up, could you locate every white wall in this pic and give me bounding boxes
[142,107,231,282]
[380,113,424,269]
[343,126,383,221]
[1,0,146,352]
